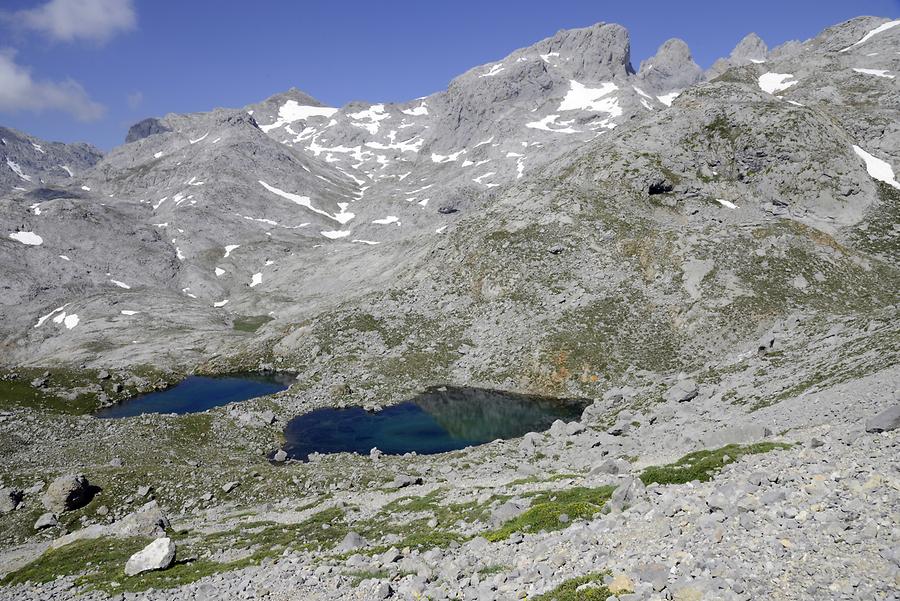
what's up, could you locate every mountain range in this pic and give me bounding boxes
[0,15,898,601]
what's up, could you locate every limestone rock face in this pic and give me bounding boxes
[635,38,703,94]
[124,537,176,577]
[731,33,769,62]
[124,118,171,144]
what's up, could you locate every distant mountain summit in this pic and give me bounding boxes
[0,127,103,194]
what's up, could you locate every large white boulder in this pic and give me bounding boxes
[124,537,176,577]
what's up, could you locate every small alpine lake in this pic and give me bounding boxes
[95,372,294,418]
[280,386,589,461]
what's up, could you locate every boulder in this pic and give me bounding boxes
[610,477,646,510]
[109,500,170,537]
[519,432,541,454]
[489,501,527,528]
[549,419,567,438]
[591,458,628,476]
[701,425,772,447]
[334,531,368,553]
[273,449,288,463]
[51,500,169,549]
[34,512,58,530]
[0,487,22,513]
[865,404,900,433]
[387,475,423,489]
[665,379,699,403]
[42,474,94,513]
[565,421,586,436]
[124,537,176,576]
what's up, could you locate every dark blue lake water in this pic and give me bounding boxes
[95,373,293,418]
[281,386,589,461]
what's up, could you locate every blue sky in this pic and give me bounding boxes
[1,0,897,150]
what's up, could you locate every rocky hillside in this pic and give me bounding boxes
[0,127,102,195]
[0,15,898,601]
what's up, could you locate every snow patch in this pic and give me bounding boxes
[6,158,32,182]
[249,273,262,288]
[258,180,355,224]
[35,304,69,328]
[526,114,580,134]
[473,172,496,185]
[223,244,240,258]
[852,68,894,79]
[657,91,681,106]
[189,132,209,144]
[839,20,900,52]
[60,165,74,177]
[758,73,797,94]
[121,310,139,316]
[558,81,621,117]
[213,299,229,308]
[401,102,428,116]
[348,104,390,135]
[321,230,351,239]
[260,100,338,133]
[431,150,467,163]
[373,215,399,225]
[852,145,900,189]
[716,198,738,209]
[480,64,505,77]
[110,280,131,289]
[215,267,225,276]
[9,231,42,245]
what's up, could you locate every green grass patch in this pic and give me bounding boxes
[479,564,508,576]
[639,442,792,486]
[232,315,274,333]
[534,571,611,600]
[484,486,614,541]
[344,569,390,587]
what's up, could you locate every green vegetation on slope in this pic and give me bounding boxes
[639,442,792,486]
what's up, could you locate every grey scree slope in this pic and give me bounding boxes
[0,15,898,601]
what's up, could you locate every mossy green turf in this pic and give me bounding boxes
[0,365,177,414]
[534,572,611,600]
[232,315,274,333]
[1,506,348,594]
[639,442,792,486]
[484,486,614,542]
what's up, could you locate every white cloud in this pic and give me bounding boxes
[0,50,105,121]
[17,0,136,43]
[126,90,143,109]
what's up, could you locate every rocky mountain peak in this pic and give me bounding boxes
[730,32,768,62]
[125,118,171,144]
[635,37,703,94]
[536,22,635,79]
